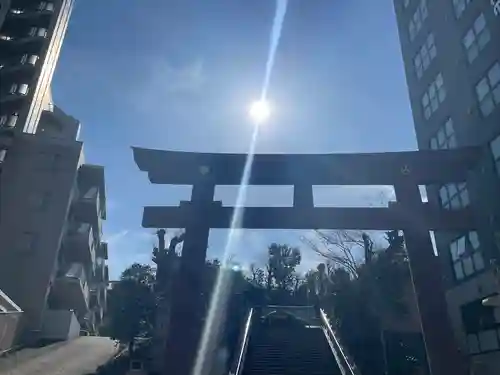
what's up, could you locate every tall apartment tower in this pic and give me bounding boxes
[0,102,109,344]
[0,0,74,135]
[393,0,500,373]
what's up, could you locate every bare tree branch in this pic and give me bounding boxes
[300,230,366,279]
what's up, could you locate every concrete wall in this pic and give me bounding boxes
[0,132,83,340]
[41,309,80,341]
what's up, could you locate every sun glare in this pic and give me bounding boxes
[249,100,271,124]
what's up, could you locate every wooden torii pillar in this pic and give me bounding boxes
[133,146,483,375]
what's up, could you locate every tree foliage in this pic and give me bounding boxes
[104,263,156,351]
[246,243,305,305]
[302,230,426,375]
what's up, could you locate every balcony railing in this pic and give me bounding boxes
[94,258,106,283]
[0,54,38,78]
[51,263,89,315]
[65,223,95,265]
[72,186,103,237]
[8,3,55,19]
[0,289,23,355]
[0,27,47,56]
[96,242,108,260]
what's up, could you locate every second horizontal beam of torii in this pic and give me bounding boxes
[142,202,475,231]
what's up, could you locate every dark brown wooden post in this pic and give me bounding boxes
[163,179,215,375]
[394,181,468,375]
[293,183,314,209]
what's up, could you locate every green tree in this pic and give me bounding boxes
[303,230,426,375]
[104,263,156,354]
[267,243,302,292]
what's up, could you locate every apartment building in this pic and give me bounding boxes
[0,0,74,135]
[393,0,500,373]
[0,103,108,343]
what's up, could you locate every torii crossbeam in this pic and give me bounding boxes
[133,146,482,375]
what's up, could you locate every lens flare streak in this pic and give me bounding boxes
[262,0,288,101]
[193,2,288,374]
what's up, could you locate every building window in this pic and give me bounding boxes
[492,135,500,176]
[463,13,491,63]
[38,2,55,11]
[476,62,500,117]
[414,33,437,78]
[0,113,18,128]
[422,73,446,119]
[409,0,428,41]
[439,182,470,210]
[450,232,484,281]
[9,83,29,96]
[21,54,39,66]
[462,299,500,355]
[430,118,457,149]
[453,0,473,18]
[28,27,47,38]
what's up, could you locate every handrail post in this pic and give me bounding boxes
[228,308,254,375]
[320,308,361,375]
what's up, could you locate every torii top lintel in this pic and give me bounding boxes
[132,146,482,186]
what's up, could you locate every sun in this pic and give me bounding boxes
[249,100,271,124]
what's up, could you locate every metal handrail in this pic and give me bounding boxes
[320,308,361,375]
[229,308,254,375]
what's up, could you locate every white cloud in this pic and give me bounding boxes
[164,59,205,94]
[104,229,129,246]
[104,229,155,280]
[313,185,395,207]
[148,58,205,96]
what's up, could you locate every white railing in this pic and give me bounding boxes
[261,305,319,325]
[0,311,22,355]
[229,308,254,375]
[0,289,22,355]
[320,308,361,375]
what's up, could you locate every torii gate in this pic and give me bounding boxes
[133,146,482,375]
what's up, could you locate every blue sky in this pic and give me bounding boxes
[51,0,417,279]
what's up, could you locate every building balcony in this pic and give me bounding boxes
[41,310,80,341]
[64,223,96,266]
[0,83,30,105]
[72,188,102,235]
[6,4,54,26]
[96,242,108,260]
[0,54,38,80]
[77,164,106,220]
[89,288,98,309]
[89,283,107,310]
[50,263,89,315]
[93,306,104,327]
[0,29,47,55]
[94,258,106,283]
